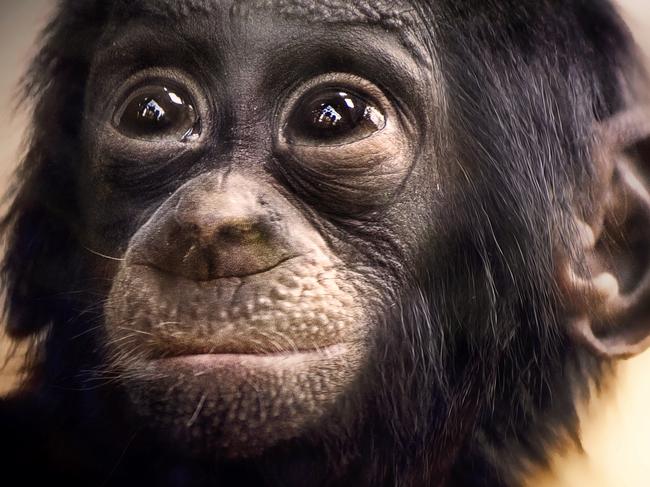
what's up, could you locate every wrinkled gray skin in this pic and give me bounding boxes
[79,0,441,457]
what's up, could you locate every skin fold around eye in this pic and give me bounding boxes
[272,73,415,213]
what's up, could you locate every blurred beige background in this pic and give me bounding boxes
[0,1,649,485]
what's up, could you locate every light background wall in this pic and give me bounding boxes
[0,1,649,485]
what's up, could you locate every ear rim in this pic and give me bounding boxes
[570,317,650,360]
[596,106,650,155]
[562,107,650,360]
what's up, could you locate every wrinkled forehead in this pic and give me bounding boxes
[119,0,415,29]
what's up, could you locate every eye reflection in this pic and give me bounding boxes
[287,88,386,145]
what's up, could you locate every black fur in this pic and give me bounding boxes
[1,1,646,485]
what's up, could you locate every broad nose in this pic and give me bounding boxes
[175,190,269,249]
[135,175,292,281]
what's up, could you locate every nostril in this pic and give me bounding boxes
[167,219,200,247]
[186,222,203,238]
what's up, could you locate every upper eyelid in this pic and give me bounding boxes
[287,73,387,100]
[113,73,196,110]
[87,67,206,121]
[279,73,391,117]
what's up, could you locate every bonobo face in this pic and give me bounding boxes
[79,0,436,456]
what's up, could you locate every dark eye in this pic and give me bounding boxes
[114,84,200,141]
[286,88,386,145]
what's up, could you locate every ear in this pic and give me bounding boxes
[560,108,650,359]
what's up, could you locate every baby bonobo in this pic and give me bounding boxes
[1,1,649,486]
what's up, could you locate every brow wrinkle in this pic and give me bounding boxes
[238,0,414,29]
[129,0,414,29]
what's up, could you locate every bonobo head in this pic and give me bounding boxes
[83,0,425,457]
[2,0,650,485]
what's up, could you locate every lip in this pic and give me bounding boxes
[130,253,301,283]
[151,343,349,371]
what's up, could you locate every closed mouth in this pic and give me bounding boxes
[151,343,349,370]
[131,253,301,282]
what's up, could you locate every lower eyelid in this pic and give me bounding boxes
[284,131,402,165]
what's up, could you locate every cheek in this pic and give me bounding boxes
[274,122,414,214]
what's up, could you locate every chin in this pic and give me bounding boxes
[117,343,361,457]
